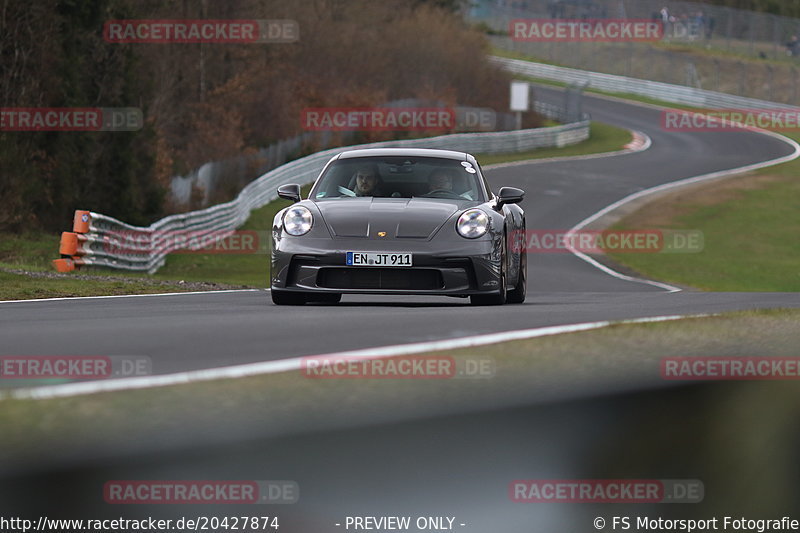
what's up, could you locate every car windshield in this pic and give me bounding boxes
[312,156,486,201]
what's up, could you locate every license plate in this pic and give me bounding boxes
[346,252,412,267]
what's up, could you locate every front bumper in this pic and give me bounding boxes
[271,236,503,296]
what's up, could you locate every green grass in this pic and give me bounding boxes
[492,47,716,111]
[0,233,193,299]
[491,46,798,112]
[491,33,800,104]
[147,188,311,287]
[0,232,61,272]
[605,127,800,291]
[490,28,800,66]
[0,271,196,300]
[477,121,631,166]
[0,186,311,296]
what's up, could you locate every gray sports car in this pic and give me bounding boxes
[270,148,526,305]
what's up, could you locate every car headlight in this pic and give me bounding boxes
[283,206,313,236]
[456,209,489,238]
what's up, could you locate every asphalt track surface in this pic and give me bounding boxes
[1,87,798,385]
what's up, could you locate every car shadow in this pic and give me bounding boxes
[308,300,471,308]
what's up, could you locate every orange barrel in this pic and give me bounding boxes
[73,210,91,233]
[52,258,75,272]
[59,232,79,256]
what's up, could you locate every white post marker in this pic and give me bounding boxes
[510,80,529,129]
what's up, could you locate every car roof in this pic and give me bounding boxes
[336,148,470,161]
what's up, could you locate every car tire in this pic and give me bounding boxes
[271,289,307,305]
[507,231,527,304]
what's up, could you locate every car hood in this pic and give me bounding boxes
[314,197,472,239]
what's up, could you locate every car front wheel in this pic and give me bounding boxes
[271,289,307,305]
[507,234,527,304]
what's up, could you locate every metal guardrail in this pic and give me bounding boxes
[492,56,800,111]
[472,0,800,61]
[53,116,590,273]
[168,100,531,209]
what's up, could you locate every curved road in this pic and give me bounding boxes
[1,88,798,383]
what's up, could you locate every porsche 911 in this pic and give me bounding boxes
[270,148,526,305]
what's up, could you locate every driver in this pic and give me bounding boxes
[353,165,383,197]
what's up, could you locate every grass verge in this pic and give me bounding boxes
[491,47,716,110]
[605,131,800,291]
[492,47,800,291]
[0,271,199,300]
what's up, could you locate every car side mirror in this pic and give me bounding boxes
[277,183,302,203]
[495,186,525,209]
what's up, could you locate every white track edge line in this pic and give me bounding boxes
[564,125,800,293]
[0,289,263,304]
[3,314,708,400]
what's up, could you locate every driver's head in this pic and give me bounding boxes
[429,169,455,192]
[354,164,379,195]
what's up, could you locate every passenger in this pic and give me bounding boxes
[428,169,457,192]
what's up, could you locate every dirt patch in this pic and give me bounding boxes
[0,267,254,292]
